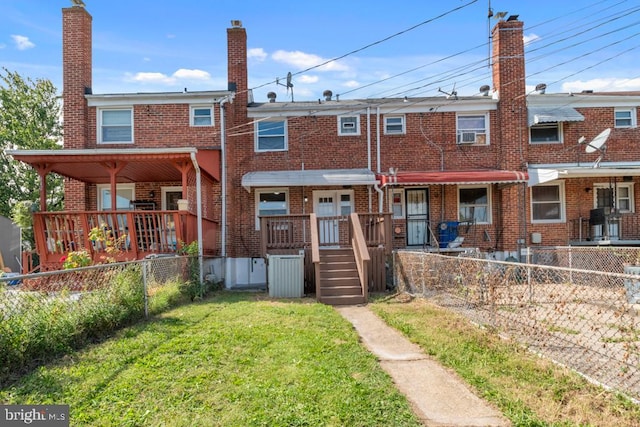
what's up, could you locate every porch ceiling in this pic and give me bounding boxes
[6,148,220,183]
[377,170,528,186]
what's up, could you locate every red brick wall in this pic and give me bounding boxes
[85,104,221,148]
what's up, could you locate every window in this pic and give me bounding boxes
[594,183,634,213]
[191,106,213,126]
[390,190,405,218]
[530,122,562,144]
[338,115,360,136]
[615,108,636,128]
[458,186,490,223]
[457,113,488,145]
[256,119,287,151]
[97,184,134,210]
[531,184,564,222]
[99,108,133,144]
[162,186,182,210]
[255,189,288,230]
[384,115,405,135]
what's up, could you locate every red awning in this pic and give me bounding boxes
[377,170,528,186]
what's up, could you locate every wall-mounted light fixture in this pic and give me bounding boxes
[149,190,155,198]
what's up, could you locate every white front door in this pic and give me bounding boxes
[313,190,354,246]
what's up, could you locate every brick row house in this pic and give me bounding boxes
[8,4,640,303]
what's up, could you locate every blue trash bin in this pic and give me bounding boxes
[438,221,459,248]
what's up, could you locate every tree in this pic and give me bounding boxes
[0,68,64,249]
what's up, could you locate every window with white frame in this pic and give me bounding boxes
[338,115,360,136]
[97,184,135,210]
[256,119,287,151]
[384,115,405,135]
[390,189,405,218]
[594,183,634,213]
[190,105,213,126]
[255,189,289,230]
[615,108,636,128]
[99,108,133,144]
[458,186,490,223]
[531,183,564,222]
[530,122,562,144]
[456,113,488,145]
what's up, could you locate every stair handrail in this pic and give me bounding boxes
[310,213,321,299]
[349,213,370,301]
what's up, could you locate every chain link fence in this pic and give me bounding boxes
[0,255,206,385]
[394,249,640,401]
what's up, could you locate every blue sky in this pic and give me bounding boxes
[1,0,639,102]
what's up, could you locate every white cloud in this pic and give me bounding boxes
[272,50,350,72]
[342,80,360,88]
[523,33,540,46]
[172,68,211,80]
[562,78,640,93]
[248,47,267,61]
[11,35,35,50]
[0,43,5,49]
[126,68,211,85]
[298,75,318,84]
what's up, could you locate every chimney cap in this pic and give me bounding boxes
[230,20,242,28]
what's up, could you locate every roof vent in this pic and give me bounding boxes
[535,83,547,94]
[479,85,490,96]
[230,20,242,28]
[323,90,333,101]
[267,91,277,103]
[581,90,594,94]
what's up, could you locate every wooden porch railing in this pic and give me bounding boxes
[259,213,393,256]
[33,210,218,269]
[310,213,321,300]
[350,213,370,300]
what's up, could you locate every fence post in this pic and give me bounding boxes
[143,259,149,318]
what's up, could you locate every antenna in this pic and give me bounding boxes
[276,71,294,102]
[438,84,457,100]
[581,128,611,168]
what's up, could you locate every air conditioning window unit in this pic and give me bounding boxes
[457,132,487,145]
[458,132,476,144]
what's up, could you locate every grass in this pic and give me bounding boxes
[0,292,421,427]
[370,294,640,427]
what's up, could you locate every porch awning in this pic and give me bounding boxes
[241,168,377,191]
[377,170,528,187]
[6,148,220,183]
[528,106,584,126]
[529,162,640,181]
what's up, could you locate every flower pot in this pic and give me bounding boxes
[177,199,188,211]
[623,265,640,304]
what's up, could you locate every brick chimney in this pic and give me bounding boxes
[227,21,248,109]
[491,17,528,256]
[62,5,92,210]
[62,5,92,149]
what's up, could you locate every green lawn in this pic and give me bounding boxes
[370,294,640,427]
[0,292,421,426]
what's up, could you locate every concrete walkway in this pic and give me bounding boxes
[336,305,510,427]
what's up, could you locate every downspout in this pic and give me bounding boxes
[189,151,204,287]
[376,106,383,212]
[367,106,372,212]
[219,94,234,288]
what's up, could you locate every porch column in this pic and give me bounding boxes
[173,160,191,199]
[101,161,127,210]
[33,164,53,212]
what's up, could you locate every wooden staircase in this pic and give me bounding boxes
[317,248,365,305]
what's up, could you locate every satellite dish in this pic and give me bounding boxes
[585,128,611,153]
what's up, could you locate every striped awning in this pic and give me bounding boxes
[528,106,584,126]
[377,170,528,187]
